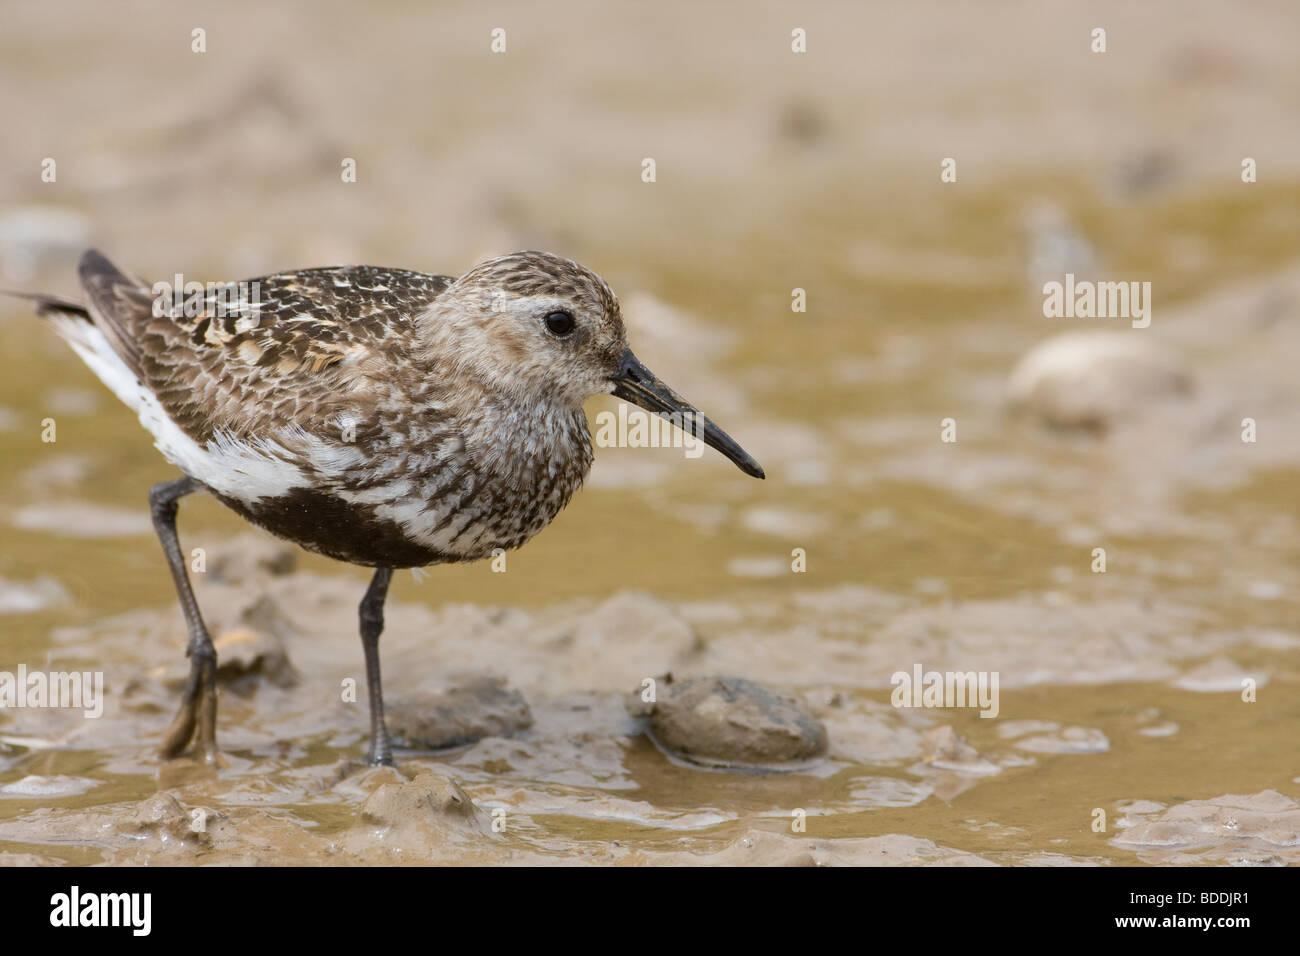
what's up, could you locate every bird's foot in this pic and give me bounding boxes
[159,649,218,763]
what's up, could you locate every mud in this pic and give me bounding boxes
[2,0,1300,866]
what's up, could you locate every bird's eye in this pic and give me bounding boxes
[544,310,575,336]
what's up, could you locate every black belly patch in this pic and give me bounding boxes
[210,487,444,569]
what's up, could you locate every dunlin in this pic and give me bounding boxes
[11,250,763,765]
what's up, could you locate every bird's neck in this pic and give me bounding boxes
[451,380,594,491]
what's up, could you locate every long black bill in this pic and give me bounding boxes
[610,349,765,479]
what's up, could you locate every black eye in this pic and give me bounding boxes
[545,310,575,336]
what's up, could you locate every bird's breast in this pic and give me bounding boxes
[350,402,594,563]
[205,400,593,568]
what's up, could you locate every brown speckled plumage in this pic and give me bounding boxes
[14,247,762,765]
[61,251,614,568]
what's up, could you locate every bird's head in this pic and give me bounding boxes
[428,251,764,479]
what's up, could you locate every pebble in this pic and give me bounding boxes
[388,676,533,750]
[1007,331,1191,429]
[628,676,828,770]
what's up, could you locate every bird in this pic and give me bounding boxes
[7,249,764,766]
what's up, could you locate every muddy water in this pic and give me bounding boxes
[2,177,1298,865]
[2,1,1300,864]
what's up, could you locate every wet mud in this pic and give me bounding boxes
[2,1,1300,865]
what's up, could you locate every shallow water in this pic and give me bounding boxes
[2,1,1299,865]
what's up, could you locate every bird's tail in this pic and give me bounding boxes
[0,288,91,322]
[3,249,149,379]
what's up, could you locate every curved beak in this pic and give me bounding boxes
[609,349,765,479]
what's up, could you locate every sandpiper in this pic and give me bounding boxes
[11,250,764,765]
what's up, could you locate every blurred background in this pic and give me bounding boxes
[1,1,1298,864]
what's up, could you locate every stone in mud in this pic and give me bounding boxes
[387,676,532,750]
[630,676,828,769]
[1007,331,1191,430]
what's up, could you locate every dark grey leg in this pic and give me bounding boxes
[359,567,395,766]
[150,476,218,762]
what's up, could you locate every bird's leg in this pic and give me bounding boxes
[150,476,219,762]
[359,567,395,766]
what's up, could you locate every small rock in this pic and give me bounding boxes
[388,676,532,750]
[631,676,828,770]
[1007,331,1191,430]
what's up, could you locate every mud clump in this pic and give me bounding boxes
[920,726,1000,776]
[210,594,303,690]
[358,772,485,830]
[387,676,533,750]
[347,770,493,861]
[204,534,297,584]
[628,676,828,770]
[127,792,225,852]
